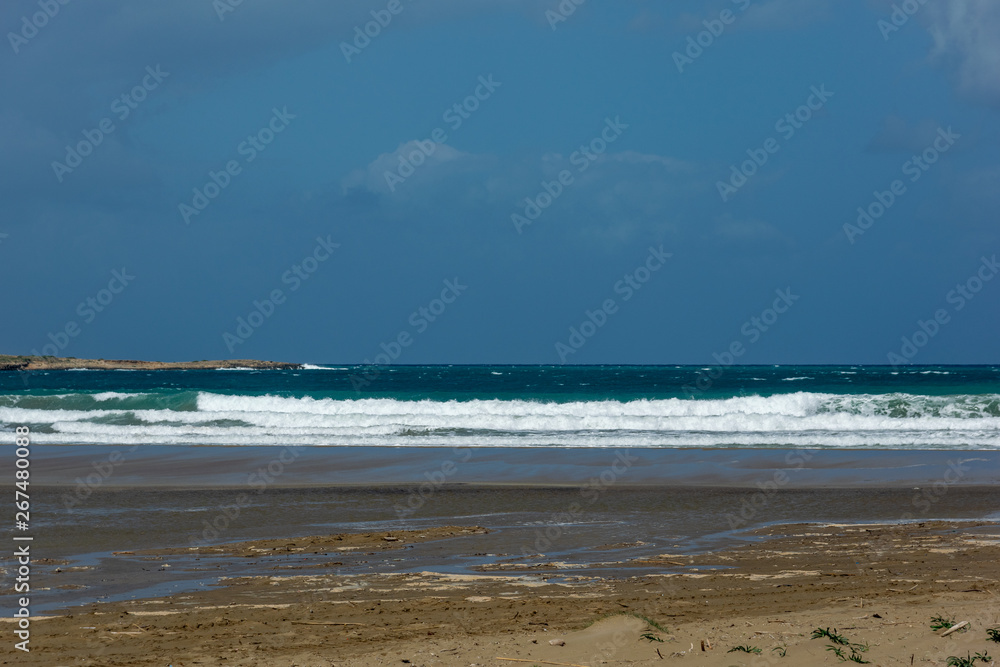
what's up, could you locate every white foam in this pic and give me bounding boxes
[90,392,150,401]
[3,391,1000,448]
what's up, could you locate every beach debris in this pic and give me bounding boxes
[700,639,712,651]
[941,620,970,637]
[548,638,565,646]
[495,659,587,667]
[886,583,920,592]
[291,621,364,626]
[383,535,399,542]
[932,615,969,634]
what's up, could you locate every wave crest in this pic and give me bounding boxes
[2,391,998,448]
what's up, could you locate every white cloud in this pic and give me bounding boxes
[925,0,1000,107]
[341,140,480,196]
[336,143,709,244]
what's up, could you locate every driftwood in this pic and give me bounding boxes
[496,659,589,667]
[940,621,969,637]
[290,621,363,626]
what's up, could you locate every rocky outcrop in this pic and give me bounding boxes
[0,355,301,371]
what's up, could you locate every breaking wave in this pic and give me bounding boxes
[2,391,999,448]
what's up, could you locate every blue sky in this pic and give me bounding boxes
[1,0,997,364]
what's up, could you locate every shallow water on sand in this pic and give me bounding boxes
[21,485,1000,612]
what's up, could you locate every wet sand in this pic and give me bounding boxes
[3,521,1000,666]
[24,445,1000,488]
[14,484,1000,604]
[4,445,999,664]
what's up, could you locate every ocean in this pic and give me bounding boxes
[8,365,1000,612]
[2,365,999,449]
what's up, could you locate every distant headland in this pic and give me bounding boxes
[0,355,302,371]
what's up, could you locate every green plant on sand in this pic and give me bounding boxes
[932,615,968,632]
[946,652,992,667]
[812,627,850,645]
[728,644,762,654]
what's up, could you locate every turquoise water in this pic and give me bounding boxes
[2,365,999,448]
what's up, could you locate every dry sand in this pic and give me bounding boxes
[3,521,1000,666]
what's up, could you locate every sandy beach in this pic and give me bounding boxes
[3,520,1000,666]
[4,445,999,665]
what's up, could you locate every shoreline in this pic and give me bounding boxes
[13,482,1000,612]
[5,519,1000,665]
[14,444,1000,488]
